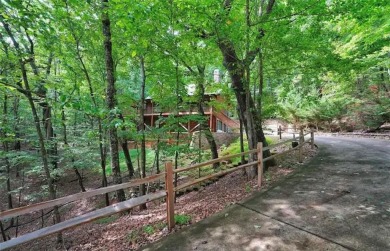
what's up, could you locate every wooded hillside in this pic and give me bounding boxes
[0,0,389,248]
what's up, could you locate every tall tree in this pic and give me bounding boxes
[101,0,125,202]
[61,0,110,204]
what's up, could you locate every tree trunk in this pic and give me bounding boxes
[239,113,245,164]
[196,66,219,169]
[139,56,147,210]
[101,0,126,202]
[155,113,163,175]
[41,54,58,174]
[119,114,134,179]
[156,143,160,174]
[217,38,271,178]
[121,140,134,179]
[62,109,86,192]
[13,96,21,152]
[0,221,7,242]
[13,95,21,179]
[98,119,110,206]
[70,17,109,204]
[2,94,14,235]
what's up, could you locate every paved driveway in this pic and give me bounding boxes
[142,136,390,251]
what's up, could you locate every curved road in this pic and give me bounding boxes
[143,136,390,251]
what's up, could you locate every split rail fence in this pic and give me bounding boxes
[0,130,314,250]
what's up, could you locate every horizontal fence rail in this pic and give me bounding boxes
[174,149,258,173]
[0,191,166,250]
[0,173,165,221]
[174,161,258,192]
[0,129,315,250]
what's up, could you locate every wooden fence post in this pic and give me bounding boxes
[310,130,314,149]
[165,162,175,231]
[298,128,304,163]
[257,142,263,188]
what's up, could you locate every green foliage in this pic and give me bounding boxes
[245,184,251,193]
[143,225,155,235]
[103,149,155,176]
[174,214,191,225]
[220,137,275,164]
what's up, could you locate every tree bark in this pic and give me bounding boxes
[101,0,126,202]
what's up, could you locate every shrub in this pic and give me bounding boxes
[174,214,191,225]
[143,225,155,235]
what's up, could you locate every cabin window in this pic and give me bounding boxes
[217,119,223,131]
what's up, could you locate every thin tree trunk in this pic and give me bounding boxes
[2,94,13,210]
[119,114,134,179]
[0,221,7,242]
[239,114,245,164]
[121,140,134,179]
[62,109,86,192]
[101,0,126,202]
[174,61,180,203]
[42,54,58,174]
[196,66,219,169]
[2,94,15,235]
[13,96,21,152]
[156,118,161,174]
[139,56,147,210]
[15,168,25,237]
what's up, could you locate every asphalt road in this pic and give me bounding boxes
[142,136,390,251]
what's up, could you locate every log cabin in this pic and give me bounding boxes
[143,92,239,134]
